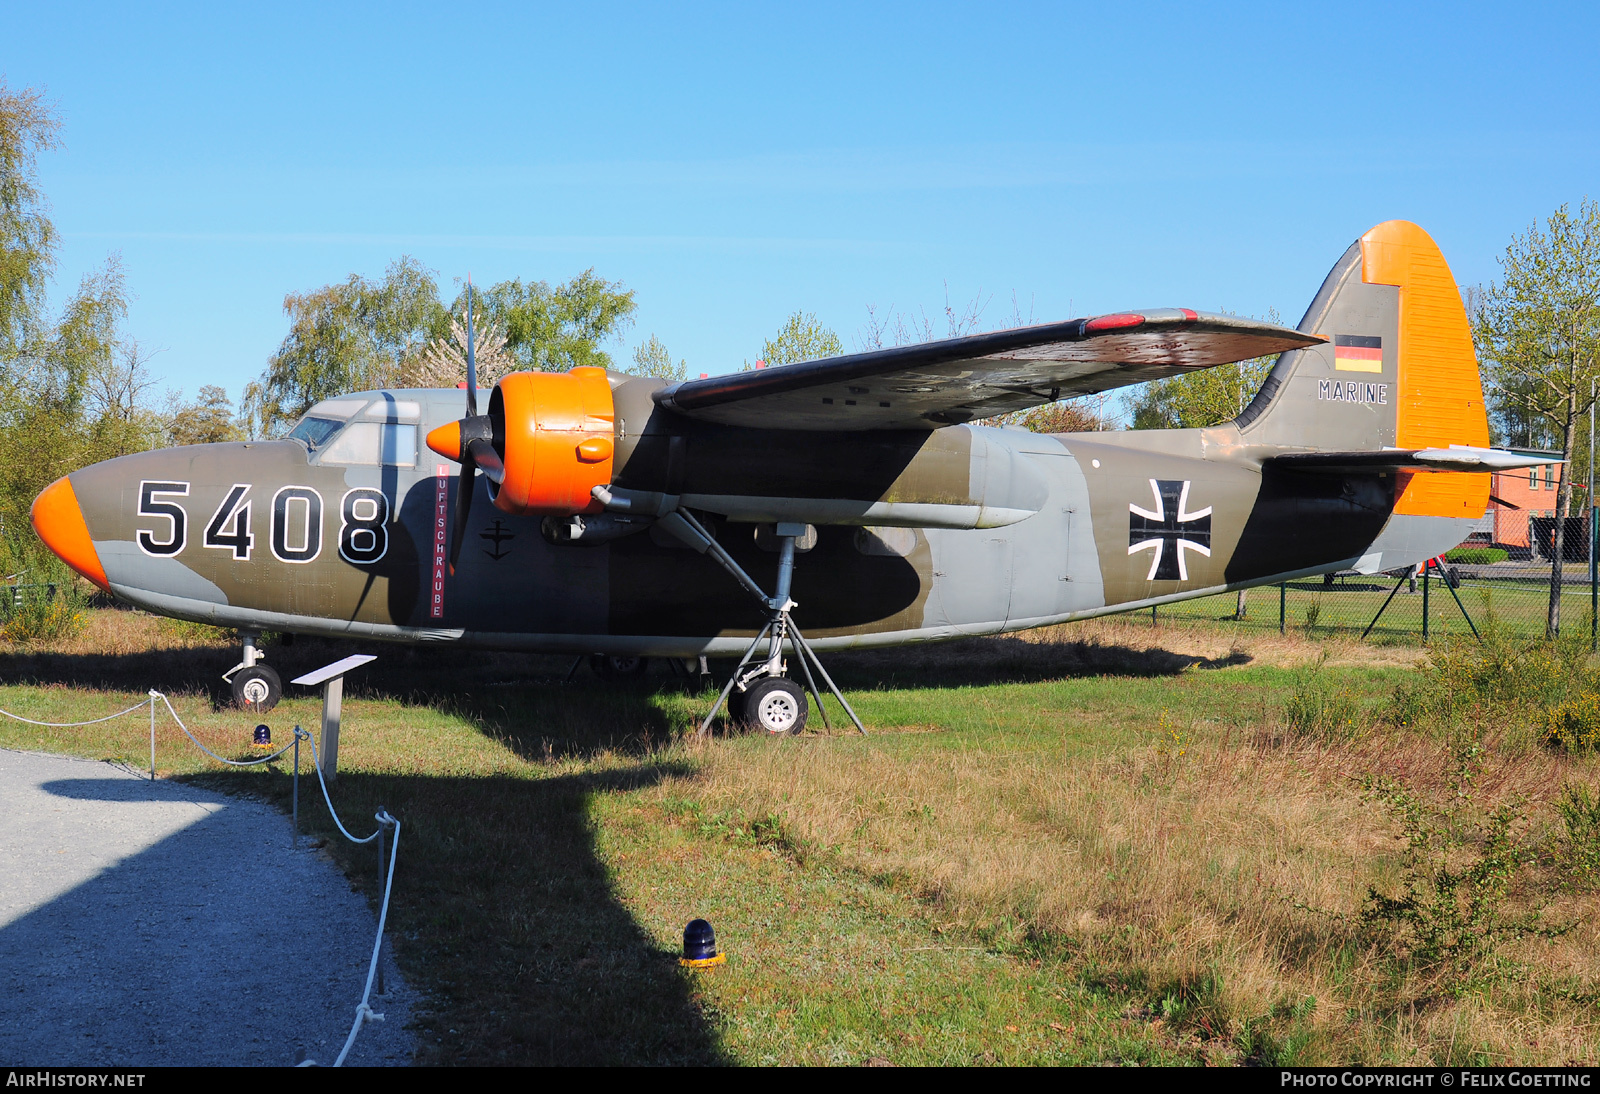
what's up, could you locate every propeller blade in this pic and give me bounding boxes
[466,436,505,485]
[465,276,478,418]
[450,462,476,572]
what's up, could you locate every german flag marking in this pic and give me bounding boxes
[1334,334,1383,373]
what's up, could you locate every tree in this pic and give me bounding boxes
[1474,200,1600,637]
[0,83,164,563]
[856,287,991,351]
[1128,355,1277,430]
[472,269,636,373]
[628,333,687,381]
[748,310,843,369]
[244,256,447,435]
[394,309,515,390]
[0,81,59,355]
[243,264,637,436]
[1128,311,1284,430]
[1014,397,1109,433]
[166,385,244,446]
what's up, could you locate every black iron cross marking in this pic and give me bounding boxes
[1128,478,1212,581]
[480,519,515,561]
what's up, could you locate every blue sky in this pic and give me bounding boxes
[7,1,1598,404]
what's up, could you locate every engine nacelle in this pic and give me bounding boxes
[488,366,615,516]
[427,366,616,517]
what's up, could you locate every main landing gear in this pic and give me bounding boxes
[644,509,864,739]
[223,630,281,712]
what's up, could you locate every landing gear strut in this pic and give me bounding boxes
[223,630,281,712]
[645,509,864,739]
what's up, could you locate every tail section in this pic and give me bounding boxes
[1237,220,1490,519]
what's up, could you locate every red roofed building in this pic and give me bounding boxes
[1485,449,1588,557]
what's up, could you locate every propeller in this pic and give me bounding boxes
[438,278,504,572]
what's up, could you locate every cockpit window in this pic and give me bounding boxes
[286,417,344,449]
[317,422,418,467]
[287,398,368,450]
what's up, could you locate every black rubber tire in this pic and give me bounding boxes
[589,654,649,681]
[740,677,808,736]
[231,664,282,713]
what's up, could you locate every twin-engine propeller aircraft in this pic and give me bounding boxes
[30,221,1557,732]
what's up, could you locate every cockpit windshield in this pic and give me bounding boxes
[286,417,344,449]
[285,398,368,450]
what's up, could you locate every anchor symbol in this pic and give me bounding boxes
[480,519,515,561]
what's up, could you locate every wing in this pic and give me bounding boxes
[653,309,1323,431]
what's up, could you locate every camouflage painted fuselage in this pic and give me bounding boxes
[62,406,1468,658]
[54,225,1491,652]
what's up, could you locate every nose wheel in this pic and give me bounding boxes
[231,664,282,712]
[223,630,281,712]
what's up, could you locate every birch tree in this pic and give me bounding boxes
[1475,200,1600,637]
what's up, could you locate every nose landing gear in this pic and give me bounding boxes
[223,631,282,712]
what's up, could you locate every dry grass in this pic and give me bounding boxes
[6,607,1600,1064]
[654,689,1600,1064]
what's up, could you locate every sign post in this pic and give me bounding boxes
[291,654,377,785]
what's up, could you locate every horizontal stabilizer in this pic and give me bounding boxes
[656,310,1321,431]
[1267,446,1565,474]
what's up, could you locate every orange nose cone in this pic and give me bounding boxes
[31,476,110,592]
[426,420,463,461]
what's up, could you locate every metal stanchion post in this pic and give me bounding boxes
[292,725,301,851]
[1279,583,1286,635]
[376,815,387,996]
[1422,560,1431,641]
[148,694,156,782]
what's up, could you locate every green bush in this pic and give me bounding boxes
[1284,678,1364,742]
[1358,743,1561,989]
[1387,629,1596,732]
[1445,547,1509,564]
[1554,782,1600,884]
[1543,694,1600,752]
[0,584,88,643]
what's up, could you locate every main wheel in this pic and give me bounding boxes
[740,677,808,736]
[589,654,649,681]
[232,664,282,712]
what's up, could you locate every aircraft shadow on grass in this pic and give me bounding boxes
[0,628,1250,714]
[5,764,724,1066]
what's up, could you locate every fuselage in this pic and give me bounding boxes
[43,382,1474,657]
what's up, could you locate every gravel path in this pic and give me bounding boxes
[0,749,414,1066]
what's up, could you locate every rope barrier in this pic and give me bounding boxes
[0,689,399,1067]
[154,691,298,767]
[332,808,398,1067]
[0,696,155,727]
[304,729,381,845]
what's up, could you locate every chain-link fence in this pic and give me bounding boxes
[1152,553,1599,646]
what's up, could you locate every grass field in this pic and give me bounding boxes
[3,608,1599,1065]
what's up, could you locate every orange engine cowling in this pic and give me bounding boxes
[487,367,616,516]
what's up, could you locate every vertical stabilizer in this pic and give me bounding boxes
[1237,220,1489,520]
